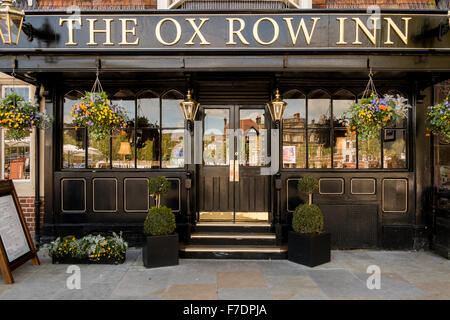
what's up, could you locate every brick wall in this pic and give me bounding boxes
[18,197,44,239]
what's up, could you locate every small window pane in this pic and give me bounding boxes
[63,91,83,127]
[358,135,381,169]
[333,99,354,122]
[112,99,135,127]
[308,99,330,127]
[4,87,30,101]
[283,130,306,169]
[283,95,306,128]
[383,129,407,168]
[63,128,86,169]
[333,130,356,168]
[136,128,160,168]
[162,91,184,128]
[137,95,159,128]
[88,134,110,169]
[162,129,184,168]
[4,130,30,179]
[112,129,135,169]
[308,130,331,168]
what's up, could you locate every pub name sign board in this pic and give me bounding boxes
[7,12,450,52]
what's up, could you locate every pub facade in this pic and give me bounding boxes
[1,0,449,259]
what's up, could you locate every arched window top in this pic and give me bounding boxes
[332,89,356,100]
[137,89,159,99]
[162,89,184,128]
[308,89,331,99]
[64,90,84,100]
[282,89,306,100]
[384,89,408,99]
[112,89,136,99]
[162,89,184,100]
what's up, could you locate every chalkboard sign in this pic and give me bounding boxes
[0,180,40,284]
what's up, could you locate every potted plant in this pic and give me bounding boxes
[43,232,128,264]
[142,176,179,268]
[288,176,331,267]
[0,92,52,141]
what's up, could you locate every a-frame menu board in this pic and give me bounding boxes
[0,180,40,284]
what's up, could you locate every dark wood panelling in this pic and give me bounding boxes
[351,178,376,195]
[93,179,117,212]
[382,179,408,213]
[319,178,344,194]
[124,178,149,212]
[61,179,86,212]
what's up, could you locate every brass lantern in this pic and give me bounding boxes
[267,89,287,126]
[180,89,200,133]
[0,0,25,45]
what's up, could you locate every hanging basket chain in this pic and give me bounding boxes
[91,68,104,94]
[362,69,378,99]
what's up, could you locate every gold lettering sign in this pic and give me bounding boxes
[119,18,139,46]
[60,18,82,46]
[155,18,182,46]
[283,17,320,45]
[87,18,114,46]
[253,17,279,46]
[226,18,249,45]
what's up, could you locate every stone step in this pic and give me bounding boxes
[194,221,272,233]
[190,232,277,245]
[179,244,287,259]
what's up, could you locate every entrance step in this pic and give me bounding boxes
[194,221,272,233]
[179,244,287,259]
[190,232,277,246]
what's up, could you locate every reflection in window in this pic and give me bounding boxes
[204,109,229,166]
[283,91,306,128]
[239,110,267,166]
[308,130,331,168]
[358,135,381,168]
[88,133,110,169]
[438,137,450,191]
[63,91,83,127]
[383,129,407,168]
[308,93,330,127]
[136,128,160,168]
[3,130,31,179]
[283,130,306,169]
[137,93,159,128]
[162,129,184,168]
[162,91,184,128]
[333,130,356,168]
[63,129,86,169]
[333,99,354,123]
[112,130,135,168]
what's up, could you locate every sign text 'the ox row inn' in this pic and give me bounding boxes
[14,13,450,51]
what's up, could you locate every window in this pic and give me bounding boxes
[62,89,186,170]
[282,88,409,170]
[1,85,32,180]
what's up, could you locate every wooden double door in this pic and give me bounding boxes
[198,105,271,222]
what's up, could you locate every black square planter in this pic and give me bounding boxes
[288,231,331,267]
[142,233,179,268]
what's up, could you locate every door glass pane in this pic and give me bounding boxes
[333,130,356,168]
[4,130,31,179]
[383,129,407,168]
[438,137,450,191]
[308,130,331,168]
[63,128,86,168]
[162,129,184,168]
[204,109,230,166]
[239,109,267,166]
[358,135,382,168]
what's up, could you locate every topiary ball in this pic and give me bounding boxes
[144,206,176,236]
[292,204,324,234]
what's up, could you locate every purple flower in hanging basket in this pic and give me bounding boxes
[87,121,94,126]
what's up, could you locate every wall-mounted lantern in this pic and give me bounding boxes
[267,89,287,128]
[180,89,200,133]
[0,0,25,45]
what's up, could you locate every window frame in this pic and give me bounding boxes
[1,85,32,181]
[281,88,411,171]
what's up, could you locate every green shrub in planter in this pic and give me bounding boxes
[297,176,319,205]
[149,176,171,207]
[144,206,176,236]
[292,204,324,234]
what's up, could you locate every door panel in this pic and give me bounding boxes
[199,105,270,222]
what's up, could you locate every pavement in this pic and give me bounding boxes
[0,249,449,300]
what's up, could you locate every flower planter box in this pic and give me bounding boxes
[288,231,331,267]
[52,255,126,265]
[142,233,179,268]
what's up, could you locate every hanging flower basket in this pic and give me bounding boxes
[426,97,450,142]
[0,93,52,141]
[341,93,410,141]
[71,92,129,141]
